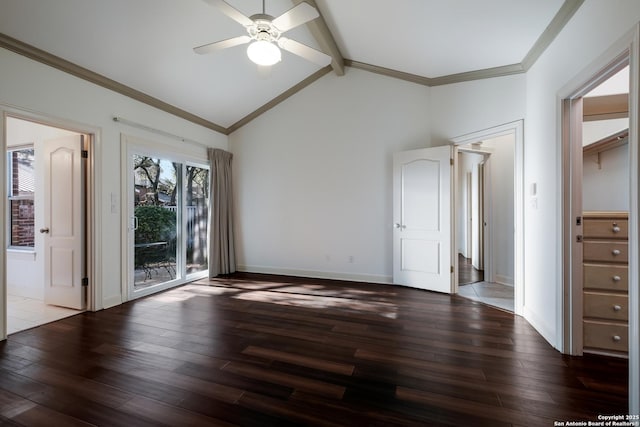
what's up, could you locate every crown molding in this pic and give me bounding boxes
[0,32,227,135]
[344,59,433,86]
[0,0,583,135]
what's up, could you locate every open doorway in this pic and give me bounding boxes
[455,134,516,312]
[563,58,630,357]
[5,116,87,334]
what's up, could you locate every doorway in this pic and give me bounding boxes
[455,134,516,312]
[563,56,631,357]
[5,116,88,334]
[450,120,524,315]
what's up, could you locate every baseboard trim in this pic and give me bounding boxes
[102,294,123,309]
[522,305,558,350]
[496,274,514,287]
[236,265,393,285]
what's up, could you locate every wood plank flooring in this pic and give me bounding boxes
[0,273,628,426]
[458,253,484,285]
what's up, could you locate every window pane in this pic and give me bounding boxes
[186,166,209,274]
[10,199,34,247]
[10,148,35,197]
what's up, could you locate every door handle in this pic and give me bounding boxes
[394,223,406,229]
[39,227,50,234]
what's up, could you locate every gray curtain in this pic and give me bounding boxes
[208,148,236,277]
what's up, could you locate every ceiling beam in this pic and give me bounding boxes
[292,0,344,76]
[521,0,585,70]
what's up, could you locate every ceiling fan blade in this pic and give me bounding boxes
[194,35,251,54]
[278,37,331,66]
[272,2,319,32]
[202,0,254,27]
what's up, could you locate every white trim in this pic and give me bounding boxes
[0,112,5,340]
[237,264,393,285]
[523,305,557,345]
[450,120,524,317]
[495,274,514,286]
[627,23,640,418]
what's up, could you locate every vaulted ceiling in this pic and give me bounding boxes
[0,0,580,134]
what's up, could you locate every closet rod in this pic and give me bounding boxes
[112,116,209,148]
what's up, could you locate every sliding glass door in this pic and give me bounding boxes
[128,149,209,299]
[185,165,209,275]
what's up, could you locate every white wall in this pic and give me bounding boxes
[583,144,629,211]
[583,118,630,211]
[483,135,515,285]
[430,74,526,147]
[524,0,640,347]
[229,68,431,282]
[0,47,227,310]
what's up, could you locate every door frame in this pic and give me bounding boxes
[0,106,101,340]
[559,25,639,414]
[450,120,524,316]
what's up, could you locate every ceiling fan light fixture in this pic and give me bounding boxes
[247,40,281,66]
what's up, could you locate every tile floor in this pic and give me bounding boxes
[457,281,514,312]
[7,295,82,335]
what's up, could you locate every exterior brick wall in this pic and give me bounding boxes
[10,151,35,247]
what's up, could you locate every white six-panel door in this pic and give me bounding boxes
[393,146,453,293]
[43,135,85,309]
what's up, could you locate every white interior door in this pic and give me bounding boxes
[43,135,85,309]
[393,145,453,293]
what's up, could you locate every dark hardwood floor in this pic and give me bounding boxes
[0,273,628,426]
[458,253,484,285]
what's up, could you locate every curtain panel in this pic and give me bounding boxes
[208,148,236,277]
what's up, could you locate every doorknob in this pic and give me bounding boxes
[39,227,50,234]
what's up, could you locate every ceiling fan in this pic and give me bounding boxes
[194,0,332,67]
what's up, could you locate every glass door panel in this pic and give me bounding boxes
[186,165,209,275]
[133,155,180,291]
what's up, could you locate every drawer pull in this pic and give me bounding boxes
[612,249,621,256]
[613,275,621,282]
[613,304,622,312]
[612,226,621,233]
[612,335,622,342]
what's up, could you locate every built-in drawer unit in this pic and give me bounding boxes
[582,211,629,357]
[583,241,628,263]
[583,320,629,353]
[583,218,628,239]
[583,264,628,292]
[583,292,628,321]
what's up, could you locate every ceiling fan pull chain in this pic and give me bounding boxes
[262,0,265,14]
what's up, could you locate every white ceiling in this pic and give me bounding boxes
[0,0,567,132]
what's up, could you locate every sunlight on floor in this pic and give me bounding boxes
[185,279,399,319]
[7,295,83,334]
